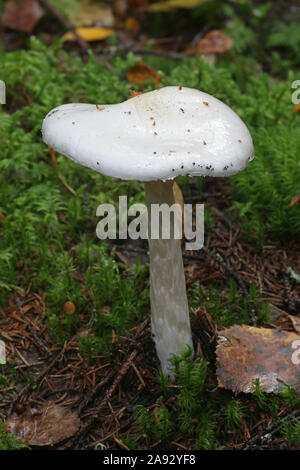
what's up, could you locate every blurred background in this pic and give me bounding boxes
[0,0,300,79]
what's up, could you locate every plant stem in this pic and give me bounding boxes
[145,180,194,376]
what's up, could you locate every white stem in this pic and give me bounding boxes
[145,180,194,377]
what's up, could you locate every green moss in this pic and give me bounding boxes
[189,282,272,327]
[0,36,297,354]
[132,351,300,449]
[225,399,244,430]
[282,418,300,446]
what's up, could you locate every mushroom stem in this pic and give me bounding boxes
[145,180,194,377]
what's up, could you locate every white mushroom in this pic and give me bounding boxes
[42,86,254,376]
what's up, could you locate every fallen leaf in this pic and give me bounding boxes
[148,0,210,12]
[293,104,300,113]
[62,27,115,42]
[196,30,233,54]
[1,0,44,33]
[67,0,114,28]
[5,402,80,446]
[216,325,300,393]
[290,192,300,207]
[127,61,161,88]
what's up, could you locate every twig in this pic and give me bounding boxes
[113,434,130,450]
[49,145,58,170]
[49,147,77,196]
[73,350,138,445]
[116,32,183,62]
[78,370,115,414]
[15,348,30,367]
[38,0,90,52]
[36,338,75,390]
[13,292,52,356]
[68,316,150,447]
[39,0,116,76]
[110,244,248,292]
[202,246,248,293]
[57,173,77,196]
[130,48,183,61]
[131,362,145,388]
[26,323,52,357]
[210,206,238,230]
[241,409,300,450]
[95,349,137,413]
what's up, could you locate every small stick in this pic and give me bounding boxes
[113,434,130,450]
[36,339,72,390]
[241,409,300,450]
[38,0,90,52]
[131,362,145,388]
[95,349,138,416]
[57,173,77,196]
[26,323,52,357]
[49,145,58,170]
[130,48,183,61]
[39,0,116,75]
[15,348,30,367]
[48,147,76,195]
[70,350,138,446]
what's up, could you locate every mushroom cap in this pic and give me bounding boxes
[42,86,254,182]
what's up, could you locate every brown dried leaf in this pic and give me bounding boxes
[293,104,300,114]
[5,402,80,446]
[290,192,300,207]
[196,30,233,54]
[127,61,161,88]
[68,0,114,28]
[1,0,44,33]
[216,325,300,393]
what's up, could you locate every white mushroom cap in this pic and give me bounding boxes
[42,86,254,182]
